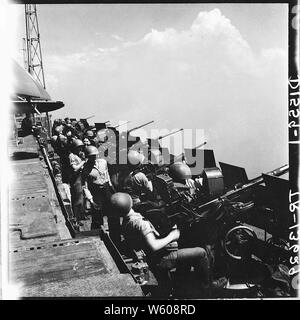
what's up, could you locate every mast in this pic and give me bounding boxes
[24,4,52,135]
[25,4,46,89]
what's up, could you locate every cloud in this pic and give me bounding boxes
[112,34,124,41]
[45,8,287,177]
[46,8,285,79]
[46,52,88,72]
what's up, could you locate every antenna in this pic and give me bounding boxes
[24,4,46,89]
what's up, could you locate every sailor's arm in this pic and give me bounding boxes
[147,180,153,192]
[106,167,113,186]
[71,159,86,172]
[82,182,100,209]
[137,172,153,193]
[82,181,92,201]
[144,227,180,253]
[104,160,116,192]
[81,170,99,208]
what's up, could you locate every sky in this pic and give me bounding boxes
[10,3,288,178]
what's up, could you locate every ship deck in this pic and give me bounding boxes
[7,135,143,297]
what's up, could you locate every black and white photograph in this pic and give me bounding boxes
[0,1,299,302]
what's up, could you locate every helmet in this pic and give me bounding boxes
[110,192,133,215]
[58,134,67,145]
[85,145,99,157]
[64,117,71,124]
[54,125,63,135]
[127,150,145,165]
[96,129,108,143]
[169,162,192,181]
[72,139,84,149]
[50,135,58,147]
[86,130,94,138]
[50,135,58,143]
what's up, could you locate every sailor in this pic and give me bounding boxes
[111,192,228,296]
[85,130,97,147]
[94,129,108,148]
[69,139,86,225]
[50,135,59,150]
[74,120,86,139]
[83,137,91,148]
[65,134,77,152]
[122,150,155,210]
[63,117,70,125]
[21,113,34,136]
[52,122,64,137]
[62,117,80,139]
[168,162,201,197]
[149,148,165,167]
[82,146,120,242]
[55,134,72,184]
[52,119,60,135]
[147,148,170,178]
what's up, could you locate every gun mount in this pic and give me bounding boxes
[141,164,289,237]
[196,164,289,212]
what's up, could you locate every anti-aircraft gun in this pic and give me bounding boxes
[125,129,190,178]
[110,121,131,130]
[194,165,291,295]
[126,140,207,218]
[96,120,155,163]
[121,120,155,148]
[140,163,291,296]
[129,128,184,157]
[103,123,185,166]
[103,121,131,145]
[142,164,289,241]
[142,163,292,296]
[96,121,184,165]
[109,128,188,190]
[130,127,184,153]
[75,115,96,131]
[133,140,207,179]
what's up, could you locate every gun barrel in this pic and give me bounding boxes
[114,121,130,129]
[192,141,207,149]
[267,164,289,177]
[158,128,183,140]
[104,120,110,124]
[226,164,289,196]
[83,115,95,120]
[197,164,289,210]
[128,120,154,134]
[131,128,184,149]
